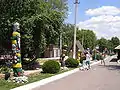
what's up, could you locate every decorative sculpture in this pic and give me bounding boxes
[12,22,22,76]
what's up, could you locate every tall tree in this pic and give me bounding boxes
[62,24,74,46]
[111,37,120,49]
[62,25,97,50]
[107,39,114,52]
[77,29,97,49]
[0,0,68,58]
[96,38,108,52]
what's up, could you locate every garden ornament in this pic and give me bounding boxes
[12,22,22,77]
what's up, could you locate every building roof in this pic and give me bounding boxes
[76,40,84,51]
[115,45,120,49]
[69,40,84,52]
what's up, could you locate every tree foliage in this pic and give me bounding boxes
[111,37,120,49]
[96,37,120,52]
[107,40,113,51]
[77,29,97,49]
[0,0,68,58]
[62,24,74,46]
[62,24,97,50]
[96,38,108,52]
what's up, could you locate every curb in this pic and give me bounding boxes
[11,68,79,90]
[11,58,107,90]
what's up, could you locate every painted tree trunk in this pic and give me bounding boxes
[12,23,22,77]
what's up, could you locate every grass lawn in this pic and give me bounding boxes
[0,68,74,90]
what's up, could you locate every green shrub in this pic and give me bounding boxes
[65,58,79,68]
[42,60,60,74]
[23,59,40,70]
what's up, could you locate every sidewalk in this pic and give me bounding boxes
[23,69,42,76]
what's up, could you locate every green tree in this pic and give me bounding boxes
[62,24,74,46]
[77,29,97,49]
[107,40,113,50]
[0,0,68,58]
[97,38,108,52]
[61,25,97,50]
[111,37,120,49]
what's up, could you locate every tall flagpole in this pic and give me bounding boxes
[73,0,80,58]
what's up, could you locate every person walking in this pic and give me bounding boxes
[85,51,91,70]
[101,53,105,66]
[79,52,86,70]
[60,54,66,69]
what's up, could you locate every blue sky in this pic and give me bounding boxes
[65,0,120,24]
[65,0,120,39]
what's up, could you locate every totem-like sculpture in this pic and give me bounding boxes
[12,22,22,76]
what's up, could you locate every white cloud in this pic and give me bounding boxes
[86,6,120,16]
[78,15,120,39]
[78,6,120,39]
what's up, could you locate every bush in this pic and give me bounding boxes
[23,59,40,70]
[65,58,79,68]
[42,60,60,74]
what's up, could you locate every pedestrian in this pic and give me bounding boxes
[85,51,91,70]
[79,52,86,70]
[60,54,66,68]
[103,48,108,58]
[101,53,105,66]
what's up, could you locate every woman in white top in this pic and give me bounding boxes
[85,52,91,69]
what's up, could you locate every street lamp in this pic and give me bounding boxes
[73,0,80,59]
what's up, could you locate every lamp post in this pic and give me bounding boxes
[73,0,80,59]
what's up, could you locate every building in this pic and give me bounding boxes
[44,44,60,58]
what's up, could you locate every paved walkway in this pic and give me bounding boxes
[24,69,42,76]
[33,55,120,90]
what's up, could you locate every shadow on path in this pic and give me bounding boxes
[98,64,120,71]
[105,65,120,70]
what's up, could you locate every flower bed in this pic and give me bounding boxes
[0,68,74,90]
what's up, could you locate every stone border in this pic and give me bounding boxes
[0,74,5,78]
[11,60,103,90]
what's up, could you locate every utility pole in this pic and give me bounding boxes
[82,33,84,46]
[60,33,62,56]
[73,0,80,58]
